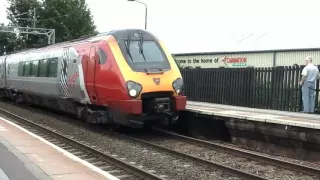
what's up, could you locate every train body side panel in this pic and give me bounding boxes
[79,39,128,107]
[6,51,60,98]
[93,40,128,105]
[77,46,92,104]
[3,44,91,106]
[65,46,91,104]
[86,45,98,104]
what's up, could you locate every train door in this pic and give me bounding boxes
[0,56,6,88]
[65,48,78,97]
[61,48,71,97]
[85,46,98,104]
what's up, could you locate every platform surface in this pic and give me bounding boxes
[0,116,116,180]
[186,101,320,129]
[0,141,41,180]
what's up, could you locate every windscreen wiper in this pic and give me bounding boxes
[124,34,133,61]
[138,32,147,62]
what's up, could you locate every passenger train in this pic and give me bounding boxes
[0,29,187,128]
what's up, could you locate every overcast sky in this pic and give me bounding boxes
[1,0,320,53]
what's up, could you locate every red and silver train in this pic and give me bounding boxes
[0,29,187,128]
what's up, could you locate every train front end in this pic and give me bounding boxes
[107,29,187,128]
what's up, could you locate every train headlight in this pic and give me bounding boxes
[172,78,184,95]
[126,81,142,98]
[129,89,137,97]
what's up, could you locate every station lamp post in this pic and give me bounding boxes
[127,0,147,30]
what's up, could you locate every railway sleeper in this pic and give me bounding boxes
[100,165,114,171]
[77,154,89,159]
[91,161,105,166]
[115,174,135,179]
[67,148,79,153]
[107,170,126,176]
[83,157,98,162]
[72,151,84,156]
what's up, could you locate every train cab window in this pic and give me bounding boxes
[127,40,166,62]
[98,48,107,64]
[23,61,31,76]
[141,41,166,62]
[18,62,24,76]
[48,58,58,77]
[30,60,39,76]
[39,59,48,77]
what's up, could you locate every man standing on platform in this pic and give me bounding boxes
[300,56,320,113]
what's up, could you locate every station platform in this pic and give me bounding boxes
[0,116,117,180]
[186,101,320,129]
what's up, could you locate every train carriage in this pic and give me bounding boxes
[0,29,187,128]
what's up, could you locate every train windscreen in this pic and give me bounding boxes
[125,40,165,63]
[111,30,171,72]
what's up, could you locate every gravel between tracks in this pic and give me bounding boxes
[0,101,239,180]
[211,139,320,167]
[135,134,318,180]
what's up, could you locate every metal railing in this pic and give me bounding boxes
[181,65,320,113]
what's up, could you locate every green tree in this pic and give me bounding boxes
[6,0,42,49]
[0,23,25,55]
[5,0,97,49]
[0,32,14,55]
[38,0,97,43]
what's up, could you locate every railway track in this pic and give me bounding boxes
[153,128,320,177]
[0,107,165,180]
[114,132,267,180]
[1,101,319,180]
[0,101,251,180]
[114,128,320,180]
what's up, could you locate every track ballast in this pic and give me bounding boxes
[0,107,165,180]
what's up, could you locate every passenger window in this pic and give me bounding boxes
[30,60,39,76]
[18,62,24,76]
[23,61,31,76]
[39,59,48,77]
[98,48,107,64]
[48,58,58,77]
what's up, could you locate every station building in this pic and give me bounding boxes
[173,48,320,68]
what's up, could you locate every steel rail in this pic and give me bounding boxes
[154,128,320,177]
[114,132,267,180]
[0,108,164,180]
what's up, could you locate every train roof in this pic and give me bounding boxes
[3,28,149,56]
